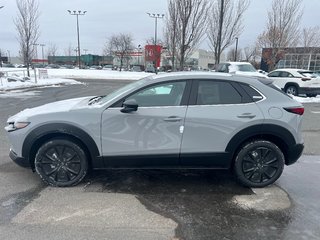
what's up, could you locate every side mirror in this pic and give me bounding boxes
[121,99,138,113]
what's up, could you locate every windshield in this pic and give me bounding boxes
[237,64,257,72]
[98,76,151,105]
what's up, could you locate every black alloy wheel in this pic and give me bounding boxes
[35,139,88,187]
[234,140,284,188]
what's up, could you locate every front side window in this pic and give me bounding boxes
[126,81,186,107]
[196,81,242,105]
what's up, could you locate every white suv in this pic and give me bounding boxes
[267,68,320,97]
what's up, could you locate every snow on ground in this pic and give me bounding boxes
[46,68,153,80]
[292,95,320,103]
[0,67,153,92]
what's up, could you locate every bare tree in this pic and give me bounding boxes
[14,0,40,76]
[207,0,250,64]
[105,33,134,71]
[257,0,302,71]
[301,26,320,47]
[64,44,74,56]
[226,47,242,62]
[46,43,58,58]
[164,0,209,70]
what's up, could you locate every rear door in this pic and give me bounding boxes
[180,79,264,168]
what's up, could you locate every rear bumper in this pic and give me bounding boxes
[286,144,304,165]
[9,149,30,168]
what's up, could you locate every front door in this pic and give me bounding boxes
[101,80,189,167]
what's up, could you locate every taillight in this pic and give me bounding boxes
[284,107,304,115]
[301,77,311,81]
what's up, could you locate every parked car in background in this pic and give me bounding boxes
[215,62,267,79]
[102,65,113,71]
[267,68,320,97]
[5,72,304,188]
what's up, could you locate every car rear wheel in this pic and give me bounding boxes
[35,139,88,187]
[285,85,298,96]
[234,140,284,188]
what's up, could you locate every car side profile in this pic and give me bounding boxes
[5,72,304,188]
[267,68,320,97]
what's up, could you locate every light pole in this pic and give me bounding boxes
[68,10,87,69]
[234,37,239,61]
[40,44,45,65]
[147,13,164,73]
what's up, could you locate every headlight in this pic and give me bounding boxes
[5,122,30,132]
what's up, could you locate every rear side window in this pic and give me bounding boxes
[240,84,264,102]
[196,81,242,105]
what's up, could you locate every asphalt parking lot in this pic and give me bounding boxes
[0,79,320,240]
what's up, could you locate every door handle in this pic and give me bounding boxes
[237,113,256,119]
[163,116,182,122]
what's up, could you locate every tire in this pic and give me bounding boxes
[35,138,88,187]
[233,140,284,188]
[306,94,317,97]
[285,85,298,96]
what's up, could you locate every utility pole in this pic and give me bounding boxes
[68,10,87,69]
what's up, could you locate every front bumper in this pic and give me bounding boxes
[286,144,304,165]
[9,149,30,168]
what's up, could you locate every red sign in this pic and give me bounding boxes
[145,45,162,68]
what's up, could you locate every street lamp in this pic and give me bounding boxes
[147,13,164,74]
[234,37,239,61]
[68,10,87,69]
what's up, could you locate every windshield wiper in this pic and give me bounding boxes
[88,95,105,105]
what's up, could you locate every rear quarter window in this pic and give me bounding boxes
[240,84,264,102]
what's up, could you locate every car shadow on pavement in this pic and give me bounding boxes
[83,169,293,240]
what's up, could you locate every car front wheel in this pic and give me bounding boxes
[35,138,88,187]
[234,140,284,188]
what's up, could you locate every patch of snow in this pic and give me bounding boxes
[0,90,40,98]
[0,77,82,91]
[292,95,320,103]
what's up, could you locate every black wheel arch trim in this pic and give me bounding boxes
[22,123,102,169]
[226,124,297,164]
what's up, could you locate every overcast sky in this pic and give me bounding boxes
[1,0,319,57]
